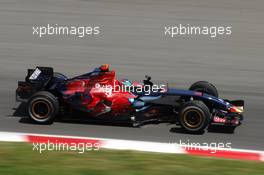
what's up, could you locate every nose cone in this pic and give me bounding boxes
[229,106,244,113]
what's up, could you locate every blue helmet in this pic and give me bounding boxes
[121,79,132,86]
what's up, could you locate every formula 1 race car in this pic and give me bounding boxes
[16,65,244,133]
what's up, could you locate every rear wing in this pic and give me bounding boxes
[16,67,54,102]
[25,67,53,83]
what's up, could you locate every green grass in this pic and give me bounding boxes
[0,142,263,175]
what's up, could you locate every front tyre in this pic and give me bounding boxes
[189,81,218,97]
[179,101,211,132]
[27,91,59,124]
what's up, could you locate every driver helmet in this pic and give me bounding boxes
[121,79,132,86]
[121,79,133,92]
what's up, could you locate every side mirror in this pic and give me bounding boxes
[145,75,151,81]
[143,75,153,87]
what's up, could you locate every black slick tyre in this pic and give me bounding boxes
[27,91,59,124]
[179,101,211,132]
[189,81,218,97]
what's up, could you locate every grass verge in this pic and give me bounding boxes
[0,142,263,175]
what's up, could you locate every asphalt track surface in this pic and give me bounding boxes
[0,0,264,150]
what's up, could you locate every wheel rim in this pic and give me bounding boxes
[31,100,51,119]
[182,109,203,128]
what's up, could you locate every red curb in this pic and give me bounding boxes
[185,148,261,161]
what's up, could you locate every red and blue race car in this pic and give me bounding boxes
[16,65,244,133]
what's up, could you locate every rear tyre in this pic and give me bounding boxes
[179,101,211,132]
[27,91,59,124]
[189,81,218,97]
